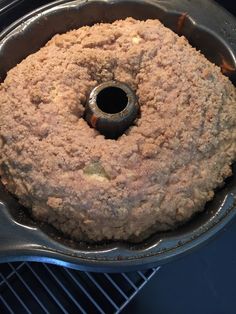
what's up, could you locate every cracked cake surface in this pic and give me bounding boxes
[0,18,236,241]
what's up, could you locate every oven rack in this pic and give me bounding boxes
[0,262,159,313]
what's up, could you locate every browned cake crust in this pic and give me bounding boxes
[0,18,236,241]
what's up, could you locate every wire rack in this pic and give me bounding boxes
[0,262,159,313]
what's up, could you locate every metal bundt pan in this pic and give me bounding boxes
[0,0,236,272]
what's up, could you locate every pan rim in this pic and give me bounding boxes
[0,0,236,271]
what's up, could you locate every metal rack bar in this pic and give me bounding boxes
[0,262,159,314]
[117,268,159,314]
[43,264,87,314]
[138,271,148,281]
[64,267,106,314]
[8,263,49,314]
[26,263,69,314]
[0,262,25,286]
[0,272,31,314]
[121,273,138,291]
[85,271,120,311]
[104,273,129,300]
[0,295,14,314]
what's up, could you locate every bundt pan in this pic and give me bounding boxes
[0,0,236,272]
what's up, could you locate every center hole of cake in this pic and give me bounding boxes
[96,87,128,114]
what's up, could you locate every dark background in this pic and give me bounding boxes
[124,221,236,314]
[215,0,236,15]
[124,1,236,313]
